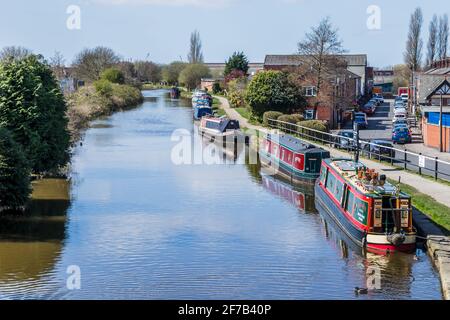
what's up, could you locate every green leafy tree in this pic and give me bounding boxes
[224,51,249,76]
[178,63,211,90]
[162,61,188,84]
[0,127,31,209]
[245,70,306,119]
[100,67,125,84]
[0,55,70,173]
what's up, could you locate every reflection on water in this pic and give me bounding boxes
[0,90,443,300]
[0,179,70,297]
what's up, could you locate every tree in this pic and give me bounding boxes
[0,127,31,209]
[404,8,423,72]
[224,51,249,76]
[438,14,449,60]
[187,30,204,64]
[178,63,210,90]
[245,70,306,119]
[426,15,439,67]
[298,17,345,96]
[162,61,187,84]
[100,67,125,84]
[49,51,66,79]
[392,64,411,93]
[134,61,162,83]
[72,47,120,82]
[0,46,32,62]
[0,55,70,173]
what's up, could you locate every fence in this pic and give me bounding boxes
[267,118,450,183]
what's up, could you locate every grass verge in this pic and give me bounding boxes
[388,178,450,231]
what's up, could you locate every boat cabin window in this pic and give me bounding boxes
[226,121,240,130]
[325,172,344,203]
[346,190,355,214]
[206,121,220,130]
[319,166,327,185]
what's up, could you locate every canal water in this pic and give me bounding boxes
[0,90,443,300]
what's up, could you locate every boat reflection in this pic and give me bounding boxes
[0,179,70,282]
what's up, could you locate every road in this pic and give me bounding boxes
[341,99,450,181]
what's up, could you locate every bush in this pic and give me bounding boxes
[178,63,211,90]
[100,67,125,84]
[212,82,222,94]
[291,114,304,123]
[94,79,114,96]
[110,84,144,109]
[0,127,31,209]
[245,70,306,119]
[228,90,246,108]
[262,111,283,126]
[297,120,329,133]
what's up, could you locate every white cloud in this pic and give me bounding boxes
[93,0,234,7]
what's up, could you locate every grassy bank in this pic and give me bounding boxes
[388,179,450,231]
[66,84,143,142]
[141,83,172,90]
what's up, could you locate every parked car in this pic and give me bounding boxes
[394,107,408,116]
[392,126,412,144]
[401,93,409,102]
[373,94,384,104]
[333,130,355,149]
[393,119,409,127]
[362,140,395,159]
[369,98,380,107]
[393,113,407,123]
[362,102,376,115]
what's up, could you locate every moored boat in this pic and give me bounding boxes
[198,116,241,140]
[259,133,330,183]
[315,158,416,254]
[193,106,213,120]
[170,87,180,99]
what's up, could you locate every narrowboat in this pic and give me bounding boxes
[315,158,416,254]
[199,116,241,140]
[261,174,316,214]
[259,133,331,183]
[170,87,180,99]
[193,106,213,120]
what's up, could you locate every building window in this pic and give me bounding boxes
[305,86,317,97]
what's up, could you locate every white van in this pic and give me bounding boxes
[401,93,409,102]
[394,107,407,116]
[393,113,407,123]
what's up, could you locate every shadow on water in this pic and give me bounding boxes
[0,179,70,282]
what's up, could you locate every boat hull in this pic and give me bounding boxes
[259,151,319,184]
[315,182,416,255]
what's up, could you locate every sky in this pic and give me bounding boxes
[0,0,448,67]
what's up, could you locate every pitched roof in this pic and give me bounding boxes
[418,75,449,103]
[264,54,367,67]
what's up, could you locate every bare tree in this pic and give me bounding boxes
[72,46,120,82]
[297,17,345,96]
[0,46,32,61]
[438,14,449,60]
[187,30,204,64]
[426,15,439,67]
[404,7,423,72]
[49,51,66,79]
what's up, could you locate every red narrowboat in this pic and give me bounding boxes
[315,158,416,254]
[259,133,330,183]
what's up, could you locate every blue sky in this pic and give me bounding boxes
[0,0,448,67]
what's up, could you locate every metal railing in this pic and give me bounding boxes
[267,118,450,182]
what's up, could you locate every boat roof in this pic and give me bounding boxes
[266,133,329,154]
[324,158,409,198]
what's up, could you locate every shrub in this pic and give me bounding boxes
[94,79,113,96]
[0,127,31,208]
[110,84,144,109]
[263,111,283,126]
[228,90,246,108]
[178,63,211,90]
[100,67,125,84]
[291,114,304,123]
[297,120,329,133]
[212,82,222,94]
[245,70,306,119]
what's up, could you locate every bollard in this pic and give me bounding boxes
[404,149,407,170]
[435,157,439,181]
[419,153,422,175]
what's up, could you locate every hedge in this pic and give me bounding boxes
[262,111,283,126]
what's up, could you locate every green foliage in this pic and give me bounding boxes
[94,79,114,96]
[178,63,211,90]
[212,82,222,94]
[100,67,125,84]
[0,55,70,173]
[228,90,246,108]
[245,70,306,119]
[224,51,249,76]
[72,47,120,83]
[291,113,305,122]
[109,84,144,109]
[297,120,329,133]
[134,61,161,83]
[0,127,31,208]
[162,61,188,84]
[277,115,299,124]
[262,111,284,126]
